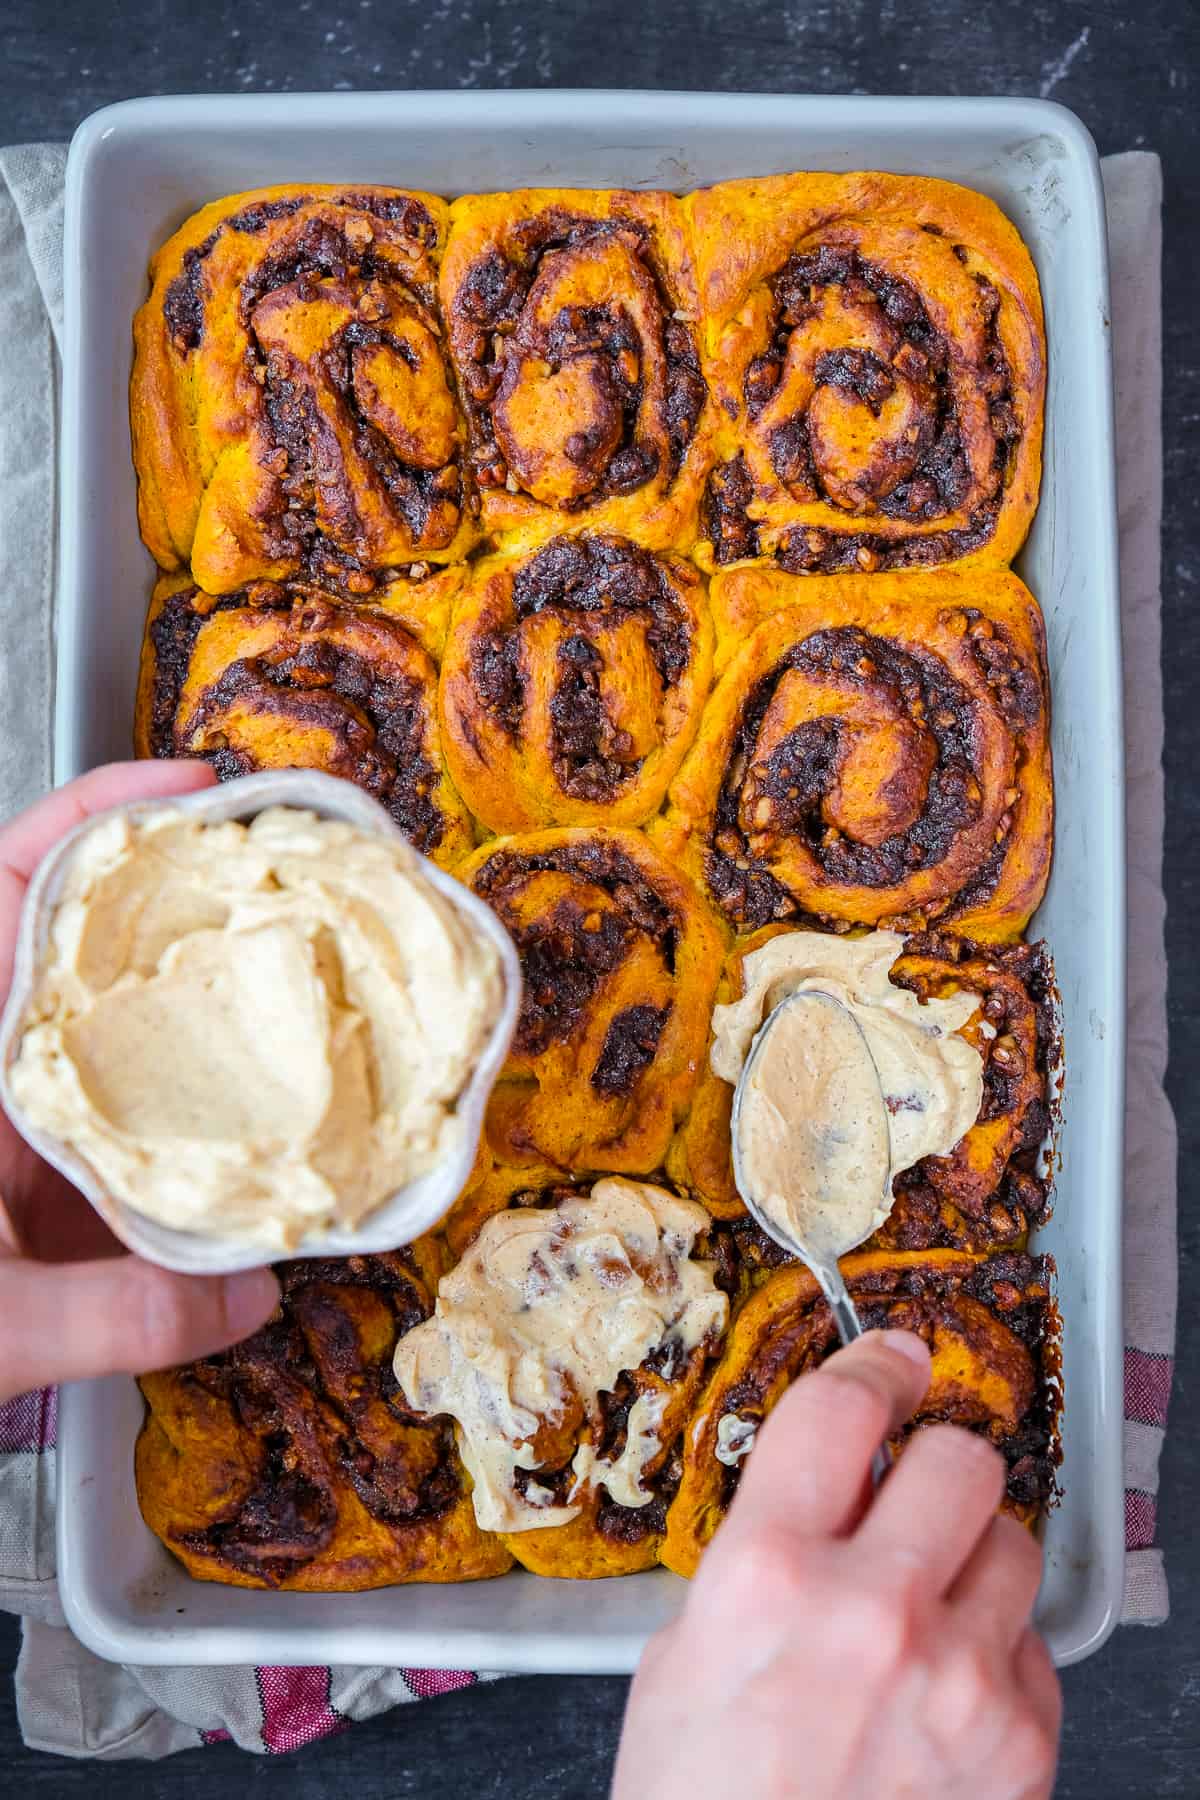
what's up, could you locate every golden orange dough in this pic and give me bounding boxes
[134,570,475,867]
[441,1156,573,1259]
[499,1324,720,1578]
[136,1247,513,1589]
[664,944,742,1220]
[669,924,1057,1254]
[439,533,714,833]
[457,827,725,1176]
[687,172,1045,575]
[661,1248,1062,1577]
[654,565,1053,939]
[440,189,715,553]
[131,185,477,594]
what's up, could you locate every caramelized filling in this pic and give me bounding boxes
[451,210,704,510]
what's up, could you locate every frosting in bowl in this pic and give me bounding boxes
[8,805,504,1249]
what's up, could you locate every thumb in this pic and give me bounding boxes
[0,1255,280,1401]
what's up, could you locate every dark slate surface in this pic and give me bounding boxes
[0,0,1197,1792]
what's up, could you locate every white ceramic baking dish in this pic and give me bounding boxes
[53,90,1124,1672]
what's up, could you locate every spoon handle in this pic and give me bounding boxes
[818,1268,893,1491]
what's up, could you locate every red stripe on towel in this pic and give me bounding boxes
[1124,1348,1173,1428]
[1125,1488,1158,1551]
[0,1386,56,1453]
[256,1667,345,1753]
[402,1668,477,1699]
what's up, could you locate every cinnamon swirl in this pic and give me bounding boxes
[131,186,475,595]
[439,532,714,832]
[136,1243,512,1589]
[135,573,473,865]
[657,566,1052,938]
[441,189,712,551]
[662,1248,1061,1576]
[458,828,723,1176]
[393,1181,729,1578]
[690,172,1044,574]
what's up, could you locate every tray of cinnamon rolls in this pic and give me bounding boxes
[54,92,1125,1672]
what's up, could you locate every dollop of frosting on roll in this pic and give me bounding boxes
[712,929,983,1259]
[393,1179,728,1532]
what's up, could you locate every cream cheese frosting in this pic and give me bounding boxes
[392,1178,729,1532]
[714,1412,759,1467]
[8,806,504,1249]
[712,929,984,1261]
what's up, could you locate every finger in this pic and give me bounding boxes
[0,1147,125,1259]
[946,1512,1045,1649]
[1014,1625,1063,1745]
[0,759,216,881]
[0,1255,279,1400]
[723,1330,931,1542]
[856,1420,1006,1592]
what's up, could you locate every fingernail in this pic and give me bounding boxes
[222,1268,281,1337]
[867,1329,930,1372]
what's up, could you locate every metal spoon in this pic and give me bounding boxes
[730,988,895,1486]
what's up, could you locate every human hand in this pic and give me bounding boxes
[614,1331,1061,1800]
[0,762,280,1404]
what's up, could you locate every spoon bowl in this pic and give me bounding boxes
[731,987,896,1481]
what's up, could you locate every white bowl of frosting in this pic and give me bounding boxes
[0,770,522,1274]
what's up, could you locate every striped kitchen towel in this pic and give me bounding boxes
[1107,152,1174,1623]
[0,145,1173,1759]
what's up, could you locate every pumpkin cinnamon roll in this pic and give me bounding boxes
[690,172,1044,573]
[136,1244,512,1589]
[394,1180,730,1577]
[135,573,473,866]
[670,925,1058,1252]
[657,566,1052,938]
[662,1248,1061,1576]
[441,189,712,552]
[458,828,724,1175]
[879,932,1059,1252]
[439,533,714,833]
[131,185,475,595]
